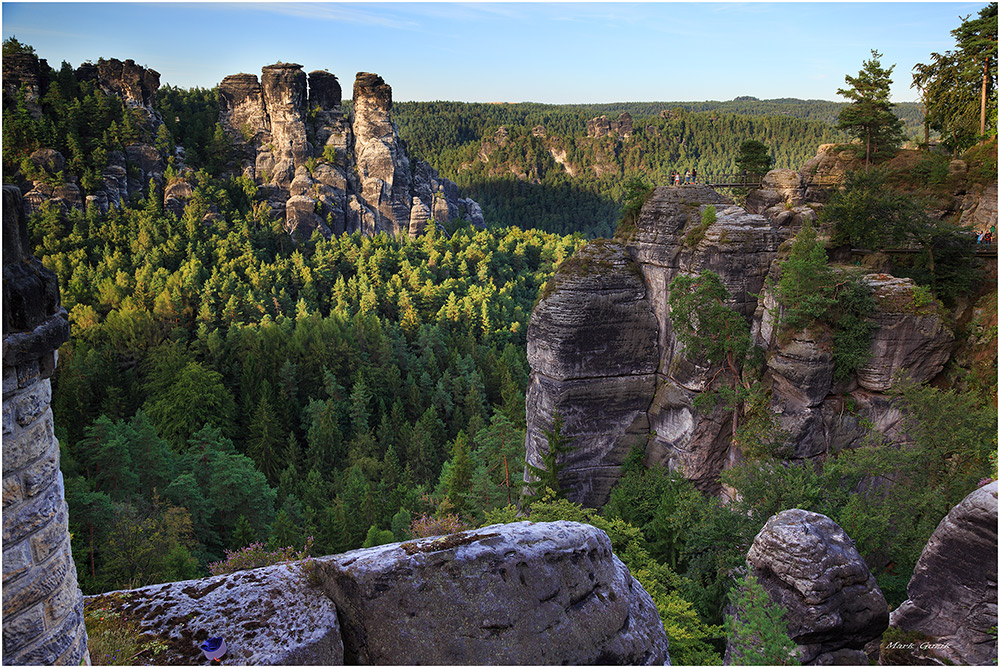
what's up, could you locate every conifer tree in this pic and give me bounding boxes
[525,412,572,498]
[726,572,800,665]
[837,50,905,166]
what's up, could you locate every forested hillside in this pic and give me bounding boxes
[35,175,585,592]
[392,99,924,235]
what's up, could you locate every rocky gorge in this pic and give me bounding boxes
[524,144,994,506]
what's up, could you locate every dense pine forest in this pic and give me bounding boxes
[3,6,997,660]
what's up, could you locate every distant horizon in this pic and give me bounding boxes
[2,2,985,104]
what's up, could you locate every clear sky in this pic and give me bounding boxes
[1,2,985,103]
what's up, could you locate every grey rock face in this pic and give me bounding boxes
[855,275,953,392]
[317,521,670,665]
[525,240,658,506]
[84,563,343,665]
[747,509,888,665]
[217,66,479,240]
[352,72,412,236]
[524,180,961,500]
[887,481,998,666]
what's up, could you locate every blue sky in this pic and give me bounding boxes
[1,2,985,103]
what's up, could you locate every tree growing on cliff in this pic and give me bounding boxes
[668,271,760,442]
[837,50,905,166]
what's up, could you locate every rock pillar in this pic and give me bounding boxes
[2,185,87,664]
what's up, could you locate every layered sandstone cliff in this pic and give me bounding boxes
[218,65,484,239]
[525,181,957,505]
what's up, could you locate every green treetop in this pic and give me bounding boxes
[837,50,905,166]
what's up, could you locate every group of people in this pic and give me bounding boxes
[669,168,697,185]
[976,226,995,244]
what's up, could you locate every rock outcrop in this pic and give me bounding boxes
[746,509,889,665]
[217,65,482,239]
[84,563,343,665]
[586,113,633,140]
[526,181,957,502]
[884,481,998,666]
[525,240,659,505]
[80,521,670,666]
[2,186,88,666]
[526,186,789,502]
[318,521,669,665]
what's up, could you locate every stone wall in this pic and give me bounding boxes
[2,185,88,665]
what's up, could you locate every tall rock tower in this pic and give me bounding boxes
[2,185,88,664]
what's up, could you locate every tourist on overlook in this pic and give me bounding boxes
[685,169,691,184]
[691,168,697,183]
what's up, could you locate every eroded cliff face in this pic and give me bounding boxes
[525,181,957,505]
[218,65,484,239]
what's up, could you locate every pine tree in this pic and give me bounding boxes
[525,412,572,499]
[726,572,800,665]
[837,50,905,166]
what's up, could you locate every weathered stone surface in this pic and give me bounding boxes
[260,63,310,189]
[84,562,342,665]
[352,72,412,235]
[747,509,888,664]
[308,70,341,110]
[525,240,658,506]
[960,180,998,232]
[2,52,47,119]
[3,185,87,666]
[856,275,953,392]
[284,195,330,240]
[318,521,669,665]
[94,58,159,108]
[886,481,998,666]
[216,66,480,240]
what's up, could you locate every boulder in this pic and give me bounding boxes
[83,562,343,665]
[747,509,889,664]
[316,521,670,665]
[885,481,998,666]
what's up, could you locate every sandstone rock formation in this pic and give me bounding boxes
[78,521,670,666]
[2,56,167,215]
[217,65,482,239]
[525,182,958,502]
[2,185,88,666]
[318,521,670,665]
[885,481,998,666]
[525,240,659,505]
[2,51,49,120]
[586,113,633,139]
[84,563,343,665]
[746,509,889,665]
[526,186,788,502]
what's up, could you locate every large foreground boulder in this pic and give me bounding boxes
[746,509,888,664]
[884,481,998,666]
[80,521,669,665]
[316,521,670,665]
